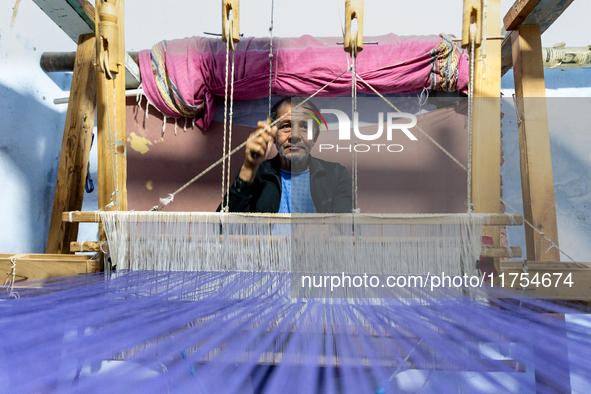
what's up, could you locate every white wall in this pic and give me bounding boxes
[1,0,590,260]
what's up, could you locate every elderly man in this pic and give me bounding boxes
[220,96,352,213]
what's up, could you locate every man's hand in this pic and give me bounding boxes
[239,120,277,183]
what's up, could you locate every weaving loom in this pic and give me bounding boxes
[3,0,591,393]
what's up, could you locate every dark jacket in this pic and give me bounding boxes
[219,155,352,213]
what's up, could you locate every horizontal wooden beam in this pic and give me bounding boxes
[70,241,521,258]
[501,0,575,74]
[497,260,591,300]
[501,261,589,270]
[32,0,95,42]
[62,212,524,226]
[504,0,542,31]
[41,51,141,89]
[0,253,101,283]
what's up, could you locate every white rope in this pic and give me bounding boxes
[221,20,232,212]
[351,32,359,213]
[355,73,467,171]
[501,198,583,267]
[467,23,477,213]
[356,72,581,267]
[2,257,19,298]
[268,0,275,117]
[162,115,167,137]
[225,50,236,212]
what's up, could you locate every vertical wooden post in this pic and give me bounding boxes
[511,24,560,261]
[95,0,127,242]
[46,34,97,254]
[471,0,502,271]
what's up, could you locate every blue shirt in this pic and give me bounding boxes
[277,168,317,214]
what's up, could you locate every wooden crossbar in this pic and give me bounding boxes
[62,211,523,226]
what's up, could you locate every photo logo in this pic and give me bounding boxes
[308,109,418,153]
[304,107,328,138]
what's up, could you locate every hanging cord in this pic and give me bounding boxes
[225,50,236,212]
[103,75,120,211]
[268,0,275,117]
[501,198,583,267]
[356,71,581,268]
[351,33,360,213]
[2,257,20,298]
[150,67,352,211]
[466,22,477,213]
[356,73,467,171]
[221,20,232,213]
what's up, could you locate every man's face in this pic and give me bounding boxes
[275,103,317,164]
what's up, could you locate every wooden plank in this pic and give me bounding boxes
[46,34,97,254]
[481,246,522,258]
[511,24,560,261]
[501,261,590,270]
[70,240,520,258]
[503,0,542,31]
[501,0,575,74]
[32,0,95,42]
[95,0,128,244]
[62,211,523,225]
[0,253,101,283]
[470,0,502,273]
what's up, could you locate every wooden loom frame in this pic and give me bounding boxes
[4,0,587,296]
[0,2,587,391]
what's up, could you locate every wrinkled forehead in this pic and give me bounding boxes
[277,103,314,121]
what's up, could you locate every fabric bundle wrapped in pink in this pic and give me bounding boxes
[138,34,468,130]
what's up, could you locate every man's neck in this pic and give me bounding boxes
[279,156,310,173]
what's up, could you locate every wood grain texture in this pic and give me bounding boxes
[503,0,542,30]
[46,34,97,254]
[95,0,127,243]
[501,0,574,74]
[470,0,502,271]
[32,0,94,42]
[62,211,524,225]
[0,254,101,283]
[511,24,560,261]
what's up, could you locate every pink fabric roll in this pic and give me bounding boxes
[139,34,468,130]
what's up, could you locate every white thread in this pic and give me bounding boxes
[136,83,143,104]
[225,50,236,212]
[268,0,275,117]
[174,118,178,136]
[3,257,19,298]
[501,198,582,267]
[159,194,174,207]
[99,211,486,277]
[467,23,476,213]
[351,32,359,213]
[184,117,188,132]
[162,115,167,137]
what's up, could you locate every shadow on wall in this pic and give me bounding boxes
[0,84,68,253]
[501,97,591,262]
